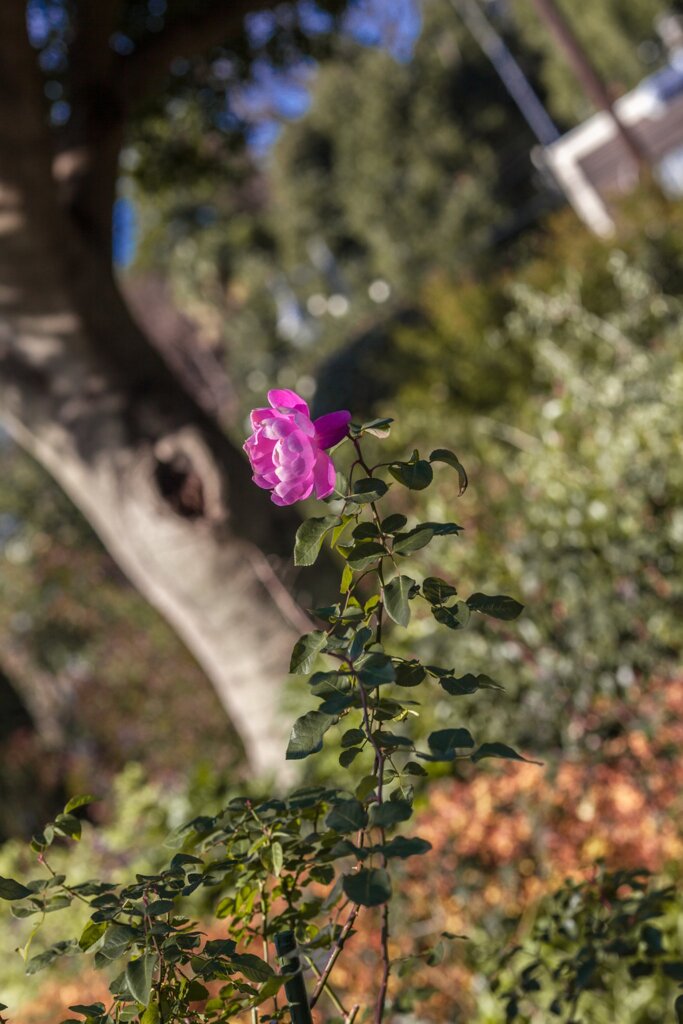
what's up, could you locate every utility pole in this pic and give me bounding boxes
[448,0,560,147]
[527,0,650,168]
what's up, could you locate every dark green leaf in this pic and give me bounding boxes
[432,602,471,630]
[384,575,415,627]
[126,954,157,1005]
[231,953,275,983]
[471,743,542,765]
[348,478,389,503]
[423,521,463,535]
[146,899,175,917]
[347,541,386,569]
[289,631,327,674]
[466,593,524,620]
[429,449,468,495]
[352,522,380,540]
[342,868,392,907]
[395,661,426,687]
[294,515,340,567]
[68,1005,106,1018]
[675,995,683,1024]
[662,962,683,981]
[403,760,429,776]
[422,577,457,604]
[101,923,136,960]
[339,747,361,767]
[349,625,373,661]
[0,876,32,901]
[440,673,504,696]
[358,653,395,688]
[371,836,432,859]
[326,799,368,833]
[341,728,365,748]
[426,728,475,760]
[393,526,434,555]
[389,458,433,490]
[381,513,407,533]
[369,800,412,827]
[286,710,336,760]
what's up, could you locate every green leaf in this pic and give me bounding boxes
[342,868,392,907]
[471,743,542,765]
[381,513,407,533]
[372,836,432,859]
[286,710,336,760]
[340,562,353,594]
[126,953,156,1005]
[429,449,468,495]
[393,525,434,555]
[294,515,340,566]
[466,593,524,620]
[384,575,415,627]
[78,919,106,951]
[146,899,175,917]
[231,953,275,983]
[339,747,362,767]
[403,760,429,776]
[422,577,457,605]
[347,541,387,570]
[349,625,373,661]
[359,417,393,438]
[0,876,32,901]
[423,521,463,536]
[358,653,395,688]
[64,794,96,814]
[141,1001,160,1024]
[389,458,433,490]
[426,728,475,760]
[100,923,136,961]
[432,601,471,630]
[26,940,75,974]
[395,661,426,687]
[289,631,327,674]
[271,842,283,877]
[352,521,380,540]
[68,1005,106,1018]
[369,800,412,827]
[355,775,379,800]
[326,799,368,833]
[54,813,82,840]
[348,478,389,503]
[440,673,504,696]
[341,728,366,748]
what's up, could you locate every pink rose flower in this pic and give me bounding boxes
[244,389,351,506]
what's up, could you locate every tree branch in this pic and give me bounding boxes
[121,0,272,105]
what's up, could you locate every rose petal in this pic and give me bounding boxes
[313,450,337,499]
[313,410,351,450]
[267,389,310,417]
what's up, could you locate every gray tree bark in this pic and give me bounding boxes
[0,0,313,775]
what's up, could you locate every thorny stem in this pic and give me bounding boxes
[306,956,351,1017]
[309,902,360,1009]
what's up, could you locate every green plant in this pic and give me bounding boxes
[1,411,533,1023]
[492,867,683,1024]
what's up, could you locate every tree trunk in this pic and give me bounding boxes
[0,2,311,776]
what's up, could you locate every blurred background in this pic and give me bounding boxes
[0,0,682,1019]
